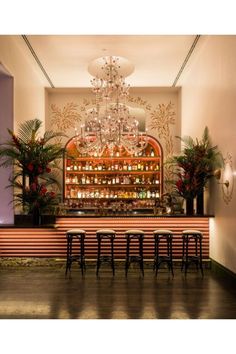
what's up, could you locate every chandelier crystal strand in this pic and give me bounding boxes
[74,56,148,156]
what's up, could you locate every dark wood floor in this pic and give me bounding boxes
[0,264,235,319]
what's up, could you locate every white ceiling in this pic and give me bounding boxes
[26,35,197,88]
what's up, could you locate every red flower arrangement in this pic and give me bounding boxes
[0,118,65,216]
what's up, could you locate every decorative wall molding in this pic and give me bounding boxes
[50,102,82,142]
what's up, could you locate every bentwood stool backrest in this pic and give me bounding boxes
[65,229,86,276]
[181,229,203,276]
[124,229,145,277]
[96,229,116,276]
[153,229,174,276]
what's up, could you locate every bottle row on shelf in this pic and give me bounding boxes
[69,147,157,159]
[65,198,156,212]
[66,160,160,172]
[65,174,160,185]
[66,187,160,199]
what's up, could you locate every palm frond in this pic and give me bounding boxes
[43,130,67,144]
[17,118,42,143]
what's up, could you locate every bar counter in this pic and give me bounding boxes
[0,215,212,260]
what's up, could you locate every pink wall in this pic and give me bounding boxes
[0,65,14,224]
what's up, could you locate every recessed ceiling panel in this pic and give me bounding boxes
[27,35,196,87]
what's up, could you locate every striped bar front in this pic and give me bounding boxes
[0,217,210,259]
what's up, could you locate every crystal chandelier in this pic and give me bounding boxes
[74,56,148,156]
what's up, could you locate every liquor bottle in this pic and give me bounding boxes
[94,174,98,184]
[78,163,82,171]
[150,148,155,157]
[127,162,132,171]
[85,161,89,171]
[81,174,86,184]
[66,160,71,171]
[145,162,149,171]
[137,161,141,170]
[135,176,140,184]
[112,176,116,184]
[123,162,128,171]
[119,163,123,171]
[102,163,106,171]
[142,189,147,198]
[98,163,102,171]
[141,175,145,184]
[86,176,90,184]
[115,175,120,184]
[155,163,159,171]
[74,163,78,171]
[114,162,119,170]
[133,161,137,171]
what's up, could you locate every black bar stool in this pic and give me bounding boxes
[153,229,174,276]
[65,229,86,276]
[181,230,203,276]
[125,229,145,277]
[96,229,116,276]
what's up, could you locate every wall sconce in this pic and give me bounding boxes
[214,169,230,188]
[214,152,234,204]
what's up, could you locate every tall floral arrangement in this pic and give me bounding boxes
[0,118,66,215]
[170,127,222,211]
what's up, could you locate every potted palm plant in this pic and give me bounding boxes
[170,127,222,215]
[0,119,66,224]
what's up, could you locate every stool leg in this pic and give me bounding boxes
[169,237,174,277]
[111,237,115,276]
[96,236,101,276]
[125,237,130,277]
[155,238,160,276]
[199,237,204,277]
[80,237,85,276]
[153,236,157,271]
[65,235,70,276]
[185,236,189,275]
[140,237,144,277]
[195,237,199,271]
[66,235,73,276]
[181,236,185,272]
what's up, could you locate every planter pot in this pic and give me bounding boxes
[32,208,41,226]
[196,188,204,215]
[186,198,194,215]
